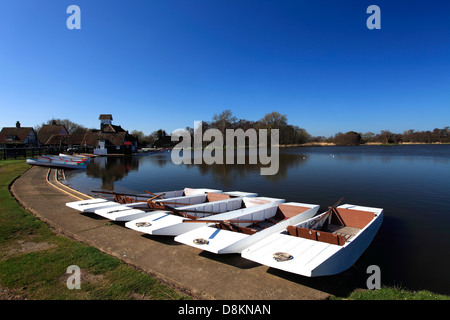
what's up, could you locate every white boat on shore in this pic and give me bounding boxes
[174,202,319,254]
[59,153,91,163]
[92,191,258,222]
[93,187,224,206]
[66,188,257,221]
[66,187,224,214]
[27,155,88,169]
[125,196,284,236]
[241,202,383,277]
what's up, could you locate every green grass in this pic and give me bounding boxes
[0,160,191,300]
[334,287,450,300]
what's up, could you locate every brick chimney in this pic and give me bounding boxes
[16,121,20,128]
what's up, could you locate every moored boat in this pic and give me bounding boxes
[174,202,319,254]
[92,187,224,206]
[240,202,383,277]
[91,191,257,222]
[66,187,224,214]
[26,155,87,169]
[125,196,283,236]
[59,153,91,163]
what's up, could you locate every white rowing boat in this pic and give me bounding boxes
[125,196,284,236]
[26,155,87,169]
[174,202,319,254]
[65,187,222,214]
[241,203,383,277]
[92,191,258,222]
[59,153,91,163]
[65,188,257,221]
[145,190,256,209]
[95,187,224,206]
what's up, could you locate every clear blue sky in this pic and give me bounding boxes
[0,0,449,137]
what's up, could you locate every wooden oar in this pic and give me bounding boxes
[159,205,200,220]
[139,206,222,215]
[148,200,193,206]
[161,203,231,215]
[146,193,166,202]
[309,197,344,229]
[144,190,165,199]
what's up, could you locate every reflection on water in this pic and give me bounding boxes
[194,152,308,185]
[64,145,450,295]
[85,156,140,190]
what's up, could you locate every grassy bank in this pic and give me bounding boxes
[341,287,449,300]
[0,160,191,300]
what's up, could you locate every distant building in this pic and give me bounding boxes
[90,114,138,155]
[1,116,138,155]
[99,114,113,126]
[0,121,39,148]
[153,136,176,148]
[37,120,70,146]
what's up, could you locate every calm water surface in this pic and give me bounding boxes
[64,145,450,295]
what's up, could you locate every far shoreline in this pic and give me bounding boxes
[165,142,450,152]
[279,142,450,147]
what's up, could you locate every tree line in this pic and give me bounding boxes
[171,110,450,147]
[133,110,311,147]
[36,116,449,147]
[312,127,450,146]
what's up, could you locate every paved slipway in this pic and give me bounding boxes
[11,166,332,300]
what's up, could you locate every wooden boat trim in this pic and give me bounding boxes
[285,206,376,246]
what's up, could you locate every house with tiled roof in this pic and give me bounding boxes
[56,114,136,155]
[0,121,39,148]
[90,115,137,155]
[37,120,70,146]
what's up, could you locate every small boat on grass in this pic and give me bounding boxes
[27,155,87,169]
[174,202,319,254]
[125,196,283,236]
[240,200,383,277]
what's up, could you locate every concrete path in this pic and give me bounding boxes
[11,166,332,300]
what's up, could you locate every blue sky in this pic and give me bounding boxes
[0,0,449,137]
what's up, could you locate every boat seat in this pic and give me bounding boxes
[331,208,375,229]
[206,193,231,202]
[325,224,360,241]
[275,204,311,220]
[248,218,280,231]
[215,222,257,235]
[286,226,347,246]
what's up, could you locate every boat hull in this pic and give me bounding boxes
[241,204,383,277]
[175,202,319,254]
[125,197,284,236]
[27,158,87,169]
[66,189,252,222]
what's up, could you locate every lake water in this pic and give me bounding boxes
[64,145,450,295]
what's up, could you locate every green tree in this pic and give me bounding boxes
[35,118,87,134]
